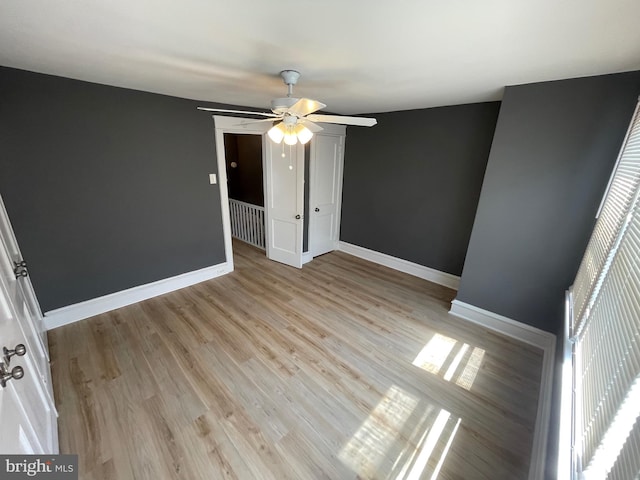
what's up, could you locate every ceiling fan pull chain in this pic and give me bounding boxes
[281,142,286,158]
[289,144,293,170]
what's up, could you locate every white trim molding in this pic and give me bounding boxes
[302,251,313,265]
[449,299,556,480]
[557,290,574,480]
[44,262,232,330]
[213,115,265,271]
[338,241,460,290]
[449,300,555,349]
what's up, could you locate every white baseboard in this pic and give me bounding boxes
[302,251,313,265]
[449,299,556,480]
[449,300,555,350]
[44,262,233,330]
[338,242,460,290]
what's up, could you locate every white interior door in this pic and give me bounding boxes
[0,195,58,453]
[309,127,346,258]
[264,140,304,268]
[213,116,304,270]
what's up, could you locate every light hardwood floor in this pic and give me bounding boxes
[49,240,542,480]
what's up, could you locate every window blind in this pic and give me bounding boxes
[606,415,640,480]
[571,104,640,336]
[569,100,640,479]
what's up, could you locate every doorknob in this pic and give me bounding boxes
[3,344,26,366]
[314,207,320,212]
[295,215,301,219]
[0,365,24,388]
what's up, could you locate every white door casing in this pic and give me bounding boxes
[0,194,58,453]
[309,125,346,258]
[213,116,304,269]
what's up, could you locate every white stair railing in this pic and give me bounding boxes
[229,199,265,250]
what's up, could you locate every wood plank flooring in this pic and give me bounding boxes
[49,240,543,479]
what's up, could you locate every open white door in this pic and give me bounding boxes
[0,195,58,453]
[264,141,305,268]
[309,125,346,258]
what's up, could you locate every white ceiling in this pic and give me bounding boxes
[1,1,639,114]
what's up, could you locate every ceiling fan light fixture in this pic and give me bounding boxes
[269,120,313,146]
[295,124,313,145]
[267,124,285,143]
[283,131,298,146]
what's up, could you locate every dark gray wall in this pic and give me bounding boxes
[456,71,640,334]
[0,66,233,311]
[341,102,501,275]
[224,133,264,206]
[453,71,640,480]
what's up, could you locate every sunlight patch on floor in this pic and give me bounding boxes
[340,385,462,479]
[412,334,457,375]
[412,333,486,391]
[429,416,461,480]
[339,385,420,477]
[443,344,469,382]
[396,410,461,480]
[455,346,485,391]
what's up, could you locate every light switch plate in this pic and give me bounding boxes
[209,174,217,184]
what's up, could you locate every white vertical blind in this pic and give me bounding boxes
[606,416,640,480]
[572,104,640,336]
[569,100,640,479]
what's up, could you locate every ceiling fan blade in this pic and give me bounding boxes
[287,98,326,117]
[306,114,377,127]
[197,107,279,117]
[234,118,279,126]
[300,119,324,133]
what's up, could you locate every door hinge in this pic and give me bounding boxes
[13,260,28,279]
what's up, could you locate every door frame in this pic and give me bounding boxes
[213,116,269,269]
[214,115,305,269]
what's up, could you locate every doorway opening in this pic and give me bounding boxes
[224,133,267,252]
[213,116,307,269]
[222,132,311,262]
[213,115,342,271]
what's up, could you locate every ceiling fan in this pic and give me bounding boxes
[197,70,377,145]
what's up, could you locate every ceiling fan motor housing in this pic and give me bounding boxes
[271,97,299,115]
[271,69,302,114]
